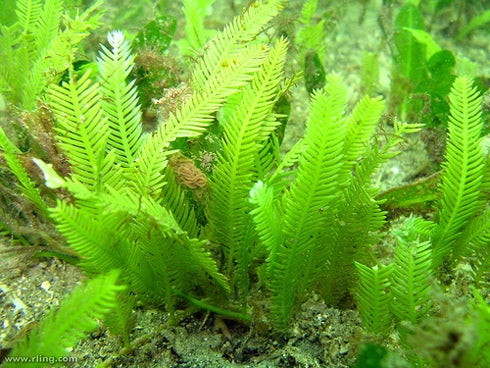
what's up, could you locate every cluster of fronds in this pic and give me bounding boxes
[42,29,225,311]
[27,0,288,320]
[249,75,425,328]
[0,0,103,110]
[356,76,490,363]
[0,0,104,250]
[6,0,415,335]
[2,1,490,365]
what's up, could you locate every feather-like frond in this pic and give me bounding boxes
[98,31,143,168]
[15,0,43,35]
[1,0,103,109]
[101,186,230,295]
[180,0,217,56]
[190,0,285,91]
[318,97,387,304]
[0,25,17,95]
[50,200,124,273]
[160,166,199,238]
[249,180,283,267]
[33,0,63,53]
[391,217,433,337]
[134,44,268,196]
[319,142,387,305]
[269,75,348,327]
[207,38,287,290]
[0,127,48,215]
[343,95,385,164]
[24,1,103,109]
[47,185,140,289]
[282,75,347,242]
[432,76,485,267]
[355,262,393,335]
[457,205,490,283]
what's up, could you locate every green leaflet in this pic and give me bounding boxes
[0,0,103,110]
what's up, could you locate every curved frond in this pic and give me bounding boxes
[0,127,48,215]
[7,270,124,364]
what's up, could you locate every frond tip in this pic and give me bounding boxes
[355,262,393,335]
[107,30,125,50]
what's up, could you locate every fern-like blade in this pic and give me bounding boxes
[207,38,287,292]
[355,262,393,335]
[270,75,348,327]
[432,76,485,267]
[391,217,433,342]
[98,31,143,168]
[15,0,42,36]
[0,127,48,215]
